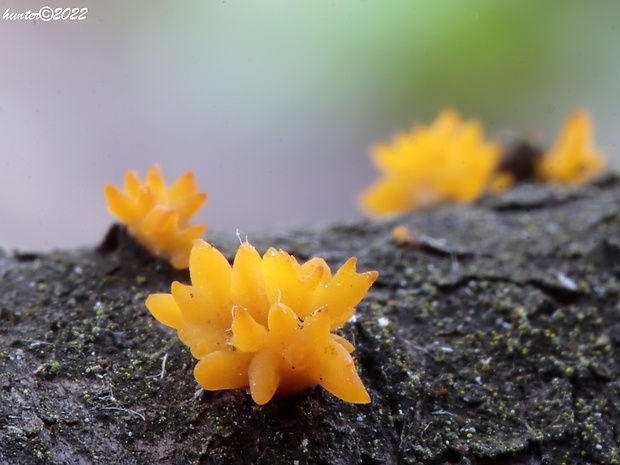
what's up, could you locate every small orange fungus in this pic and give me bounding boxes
[104,164,207,269]
[535,111,606,185]
[392,225,418,246]
[359,109,501,216]
[145,239,378,404]
[487,171,516,195]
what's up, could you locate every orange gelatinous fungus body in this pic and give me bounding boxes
[392,225,419,246]
[535,111,606,185]
[358,109,501,216]
[104,164,207,269]
[145,239,378,405]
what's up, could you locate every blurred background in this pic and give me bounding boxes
[1,0,619,251]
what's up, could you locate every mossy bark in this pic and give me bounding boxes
[1,176,619,465]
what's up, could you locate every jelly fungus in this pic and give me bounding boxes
[104,164,207,269]
[535,111,606,185]
[145,239,378,404]
[358,109,501,216]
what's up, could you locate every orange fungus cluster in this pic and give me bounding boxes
[104,164,207,269]
[359,109,606,217]
[145,239,378,405]
[105,108,605,407]
[358,109,501,216]
[535,111,605,185]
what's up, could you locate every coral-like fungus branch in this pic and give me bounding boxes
[104,164,207,269]
[358,109,501,216]
[145,239,378,405]
[535,111,606,185]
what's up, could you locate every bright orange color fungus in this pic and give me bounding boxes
[358,109,501,216]
[145,239,378,405]
[104,164,207,269]
[535,111,606,185]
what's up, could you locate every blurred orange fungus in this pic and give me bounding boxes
[104,164,207,269]
[535,111,606,185]
[358,109,501,216]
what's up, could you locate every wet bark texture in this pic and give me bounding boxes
[1,176,620,465]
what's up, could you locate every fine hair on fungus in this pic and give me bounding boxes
[145,239,378,405]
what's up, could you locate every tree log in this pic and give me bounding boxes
[1,177,619,464]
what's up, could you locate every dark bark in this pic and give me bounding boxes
[1,176,620,465]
